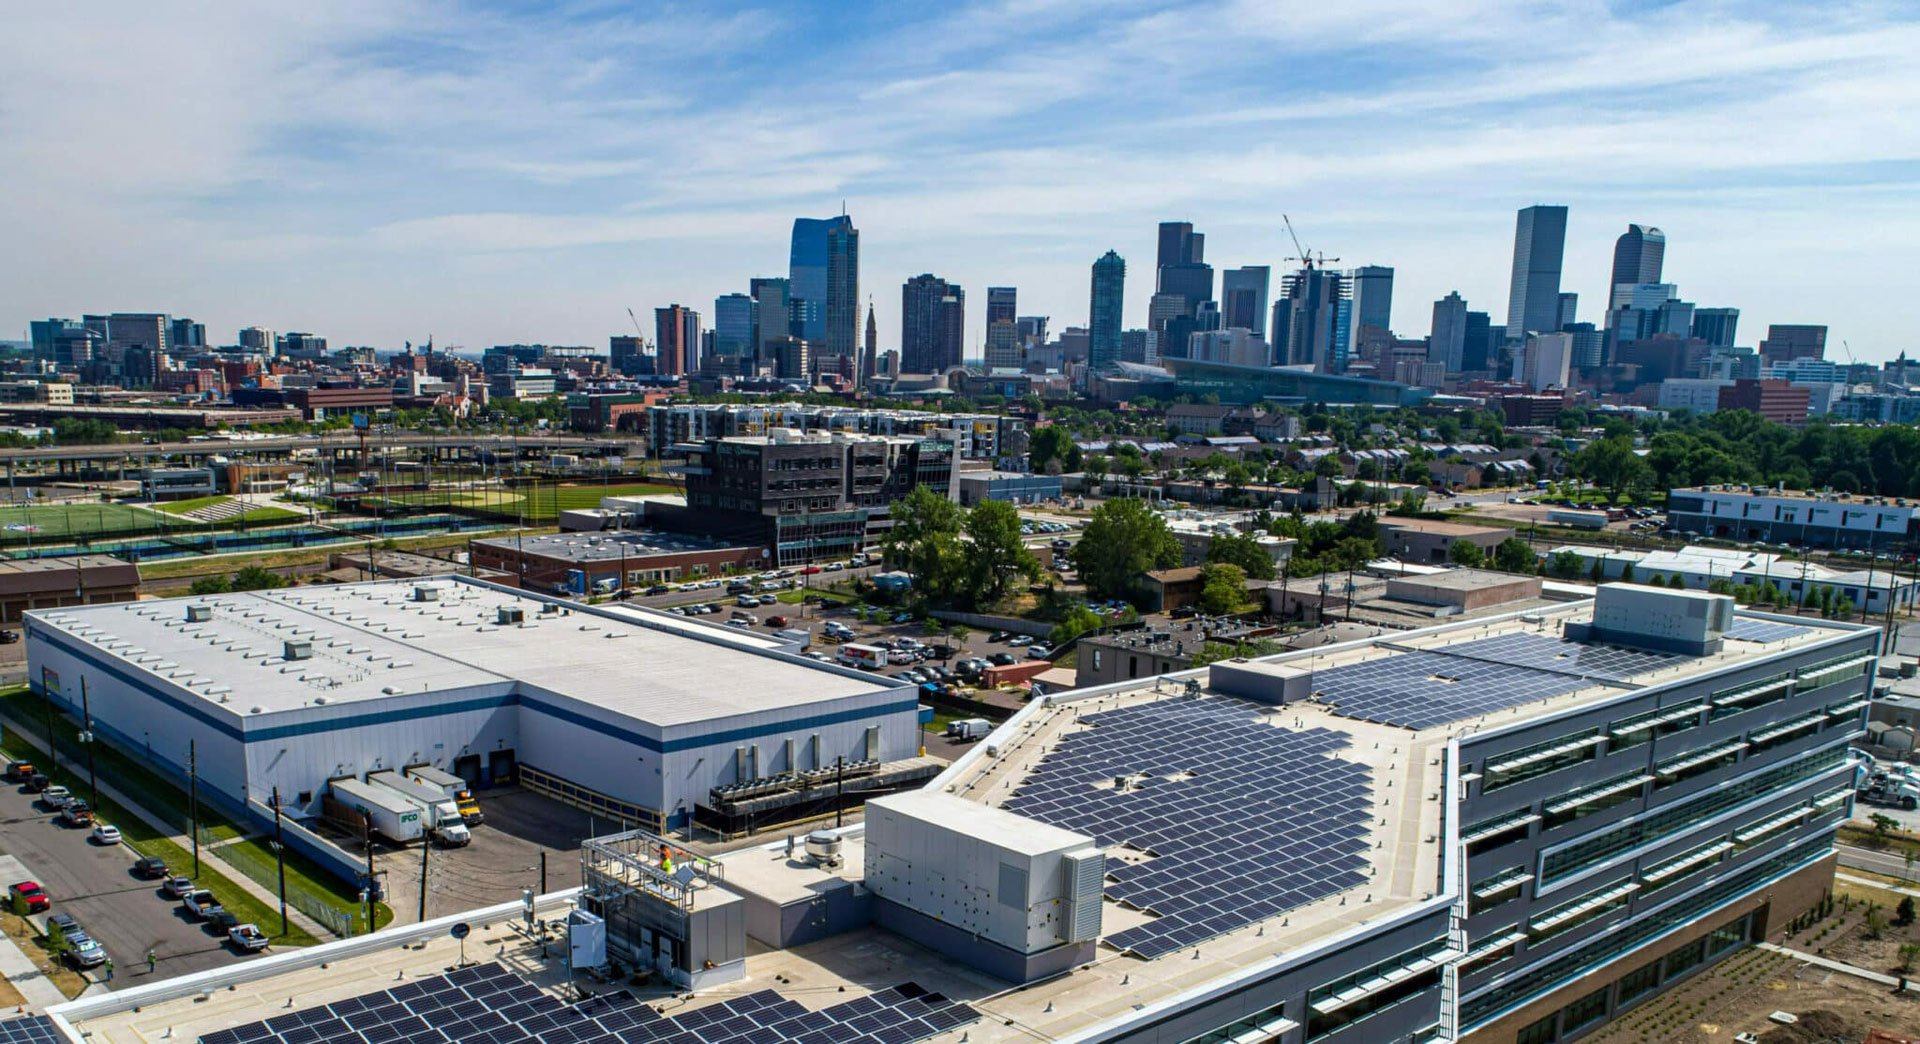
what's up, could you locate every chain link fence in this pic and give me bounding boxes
[214,837,361,938]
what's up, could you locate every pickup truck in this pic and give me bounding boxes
[60,801,93,826]
[4,760,35,782]
[47,914,106,969]
[181,890,224,920]
[229,923,270,952]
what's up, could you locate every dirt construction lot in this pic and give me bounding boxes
[1581,947,1920,1044]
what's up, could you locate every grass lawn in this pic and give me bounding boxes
[149,495,232,515]
[0,686,384,939]
[774,587,855,605]
[0,911,88,998]
[368,482,677,521]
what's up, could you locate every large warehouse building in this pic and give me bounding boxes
[24,577,919,841]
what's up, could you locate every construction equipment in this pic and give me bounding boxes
[1282,214,1340,270]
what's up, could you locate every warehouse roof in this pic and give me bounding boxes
[472,528,750,564]
[27,577,897,728]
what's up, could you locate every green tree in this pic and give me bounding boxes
[1196,563,1252,616]
[1667,573,1688,589]
[961,499,1040,608]
[1872,813,1899,845]
[1205,531,1277,580]
[190,573,232,595]
[1619,561,1635,583]
[1027,426,1072,472]
[1547,550,1585,580]
[1896,897,1916,926]
[880,486,965,605]
[230,565,287,591]
[1493,538,1536,574]
[1312,454,1343,479]
[1070,497,1181,602]
[1047,606,1104,646]
[1448,539,1485,568]
[1570,435,1653,501]
[1588,557,1605,583]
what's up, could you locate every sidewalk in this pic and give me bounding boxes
[0,854,76,1012]
[1837,871,1920,900]
[0,712,332,940]
[1757,941,1920,993]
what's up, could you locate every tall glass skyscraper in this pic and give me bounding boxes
[1088,250,1126,374]
[788,215,858,358]
[1608,224,1665,312]
[1505,205,1568,342]
[713,293,755,360]
[1221,266,1270,337]
[901,274,965,374]
[1347,265,1394,354]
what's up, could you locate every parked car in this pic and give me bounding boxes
[736,594,760,608]
[989,652,1017,667]
[4,760,35,782]
[988,631,1011,643]
[24,773,48,793]
[207,910,242,935]
[1026,643,1054,660]
[162,876,195,898]
[766,615,790,628]
[229,923,270,952]
[91,823,121,845]
[60,801,93,826]
[133,856,170,879]
[181,890,223,920]
[644,585,670,596]
[39,785,71,809]
[9,881,50,912]
[1007,635,1035,647]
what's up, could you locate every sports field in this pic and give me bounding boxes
[367,482,679,520]
[0,500,163,543]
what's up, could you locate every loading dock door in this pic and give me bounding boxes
[488,749,517,786]
[454,754,484,789]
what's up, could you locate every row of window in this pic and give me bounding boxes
[1512,911,1757,1044]
[1304,938,1451,1041]
[1461,836,1826,1029]
[1482,648,1868,793]
[1537,744,1846,885]
[1182,1001,1288,1044]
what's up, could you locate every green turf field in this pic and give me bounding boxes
[367,482,678,520]
[0,500,161,542]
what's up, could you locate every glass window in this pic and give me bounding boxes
[1654,741,1742,789]
[1616,957,1662,1004]
[1609,701,1703,749]
[1663,938,1707,979]
[1483,730,1601,791]
[1709,673,1790,721]
[1515,1014,1558,1044]
[1543,771,1648,830]
[1542,745,1843,885]
[1560,986,1610,1034]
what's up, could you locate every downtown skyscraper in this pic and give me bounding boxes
[1608,224,1666,312]
[1504,204,1568,342]
[901,274,965,374]
[788,214,859,360]
[1221,266,1271,338]
[984,287,1021,371]
[1088,250,1126,374]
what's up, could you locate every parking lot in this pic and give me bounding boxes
[0,778,264,983]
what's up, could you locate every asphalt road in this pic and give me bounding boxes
[1838,843,1919,879]
[0,783,255,981]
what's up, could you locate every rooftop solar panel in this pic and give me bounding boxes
[1001,693,1372,959]
[1725,619,1813,644]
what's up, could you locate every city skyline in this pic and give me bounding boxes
[4,3,1919,362]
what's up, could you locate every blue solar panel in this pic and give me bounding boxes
[201,965,976,1044]
[1001,693,1372,960]
[1309,650,1591,729]
[1725,619,1812,643]
[1435,631,1684,681]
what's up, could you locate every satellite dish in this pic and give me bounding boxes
[450,922,471,939]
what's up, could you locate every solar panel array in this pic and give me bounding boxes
[196,962,976,1044]
[1725,619,1813,644]
[0,1018,58,1044]
[1001,694,1372,959]
[1309,650,1592,730]
[1432,631,1684,682]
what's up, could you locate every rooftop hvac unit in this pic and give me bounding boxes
[498,606,526,625]
[413,585,441,602]
[283,640,313,661]
[185,605,213,622]
[540,602,561,615]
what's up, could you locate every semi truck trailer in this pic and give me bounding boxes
[367,771,473,846]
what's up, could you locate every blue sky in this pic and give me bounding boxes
[4,0,1919,361]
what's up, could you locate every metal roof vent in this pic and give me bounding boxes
[413,584,441,602]
[186,605,213,622]
[283,640,313,661]
[498,606,525,625]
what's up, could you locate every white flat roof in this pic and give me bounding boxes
[29,578,900,728]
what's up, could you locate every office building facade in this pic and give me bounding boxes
[712,293,755,363]
[1430,291,1469,371]
[1608,224,1666,311]
[901,274,965,374]
[1506,205,1569,342]
[1758,325,1827,365]
[1691,308,1740,349]
[654,305,701,376]
[1222,265,1271,337]
[1089,250,1126,374]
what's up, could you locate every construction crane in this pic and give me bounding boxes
[1842,339,1858,365]
[626,308,645,340]
[1282,214,1340,270]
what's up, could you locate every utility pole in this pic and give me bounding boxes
[539,851,547,895]
[362,812,376,933]
[80,678,97,811]
[418,831,431,923]
[271,787,288,937]
[188,739,200,877]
